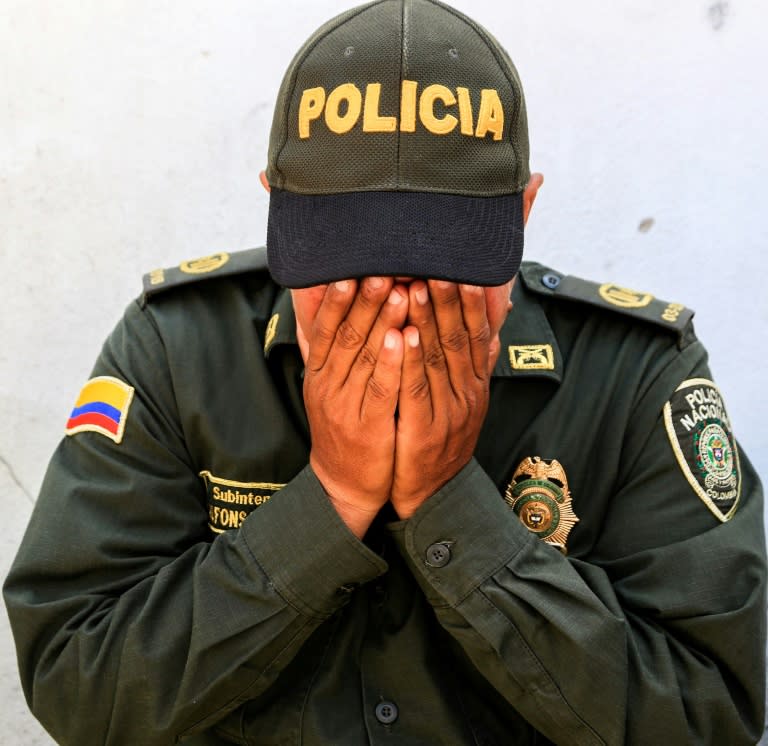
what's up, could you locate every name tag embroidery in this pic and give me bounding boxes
[200,470,286,533]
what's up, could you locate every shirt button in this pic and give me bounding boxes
[375,700,399,724]
[541,272,561,290]
[425,542,451,568]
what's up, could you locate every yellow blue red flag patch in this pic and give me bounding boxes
[65,376,135,444]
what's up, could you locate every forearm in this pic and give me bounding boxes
[388,459,766,745]
[4,465,386,745]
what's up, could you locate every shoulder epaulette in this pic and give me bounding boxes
[519,262,696,346]
[141,247,268,303]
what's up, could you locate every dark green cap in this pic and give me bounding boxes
[266,0,530,288]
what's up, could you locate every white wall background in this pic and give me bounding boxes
[1,1,766,743]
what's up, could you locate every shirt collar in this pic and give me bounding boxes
[263,287,297,358]
[492,278,562,383]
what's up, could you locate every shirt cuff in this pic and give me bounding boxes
[388,458,534,607]
[242,465,388,618]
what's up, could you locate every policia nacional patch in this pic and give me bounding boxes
[663,378,741,522]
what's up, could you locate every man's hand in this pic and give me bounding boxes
[303,277,409,537]
[391,280,492,519]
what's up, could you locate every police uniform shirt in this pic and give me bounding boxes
[4,250,765,745]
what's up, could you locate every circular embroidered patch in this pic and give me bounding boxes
[663,378,741,521]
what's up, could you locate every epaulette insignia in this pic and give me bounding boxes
[142,247,268,303]
[519,263,695,346]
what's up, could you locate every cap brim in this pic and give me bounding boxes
[266,189,524,288]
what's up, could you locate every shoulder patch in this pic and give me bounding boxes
[65,376,135,444]
[663,378,741,522]
[142,247,268,303]
[519,262,695,346]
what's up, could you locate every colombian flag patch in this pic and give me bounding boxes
[65,376,135,444]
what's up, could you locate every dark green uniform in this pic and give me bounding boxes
[4,250,765,745]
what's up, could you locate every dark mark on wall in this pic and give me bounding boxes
[708,2,729,31]
[638,217,655,234]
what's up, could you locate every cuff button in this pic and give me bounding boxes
[425,542,452,568]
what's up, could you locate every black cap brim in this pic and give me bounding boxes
[267,189,524,288]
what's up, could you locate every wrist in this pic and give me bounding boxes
[311,459,386,538]
[327,493,381,539]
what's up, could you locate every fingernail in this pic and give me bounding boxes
[335,280,350,293]
[462,283,482,295]
[388,288,403,305]
[415,286,428,305]
[368,276,384,290]
[384,330,397,350]
[435,280,452,290]
[406,328,419,347]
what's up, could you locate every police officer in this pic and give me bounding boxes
[5,1,766,744]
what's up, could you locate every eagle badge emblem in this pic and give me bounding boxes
[505,457,579,552]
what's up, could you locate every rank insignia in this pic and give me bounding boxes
[663,378,741,521]
[179,252,230,275]
[508,344,555,371]
[505,457,579,551]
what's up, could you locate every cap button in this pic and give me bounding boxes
[542,273,561,290]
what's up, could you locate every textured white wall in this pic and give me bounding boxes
[1,1,766,743]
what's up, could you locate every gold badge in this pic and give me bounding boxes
[505,457,579,552]
[508,344,554,371]
[598,283,653,309]
[180,252,230,275]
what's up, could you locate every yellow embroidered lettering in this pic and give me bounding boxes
[456,87,474,136]
[363,83,397,132]
[325,83,363,134]
[475,88,504,140]
[400,80,418,132]
[662,302,685,323]
[296,83,506,140]
[298,87,326,139]
[419,84,458,135]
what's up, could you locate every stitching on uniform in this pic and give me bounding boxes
[463,589,607,744]
[434,1,529,191]
[272,1,388,185]
[397,0,407,186]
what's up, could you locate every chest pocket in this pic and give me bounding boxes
[200,470,286,533]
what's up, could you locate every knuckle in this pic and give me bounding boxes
[359,282,385,306]
[469,324,491,346]
[462,388,478,410]
[434,286,461,306]
[440,328,469,352]
[407,378,430,400]
[335,320,364,349]
[356,343,378,369]
[313,323,336,346]
[423,342,447,370]
[366,375,390,401]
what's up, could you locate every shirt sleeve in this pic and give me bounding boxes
[388,345,766,745]
[2,299,386,746]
